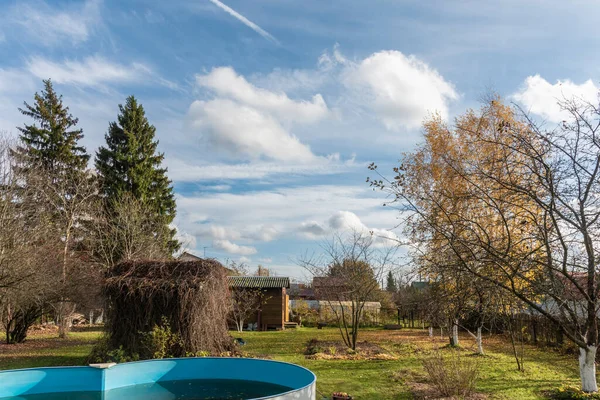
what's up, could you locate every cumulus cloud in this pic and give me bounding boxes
[298,210,400,247]
[210,225,241,241]
[7,0,101,46]
[298,221,328,239]
[512,75,599,123]
[188,67,331,162]
[187,98,316,162]
[343,51,458,130]
[197,67,328,124]
[213,239,257,256]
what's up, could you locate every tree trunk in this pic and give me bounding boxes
[450,320,459,346]
[428,326,433,337]
[476,326,484,355]
[579,346,598,393]
[237,320,244,333]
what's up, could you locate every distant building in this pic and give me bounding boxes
[288,283,315,300]
[410,281,430,290]
[228,276,291,331]
[178,251,203,262]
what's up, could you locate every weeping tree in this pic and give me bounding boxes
[103,259,233,359]
[371,96,600,392]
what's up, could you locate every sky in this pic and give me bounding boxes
[0,0,599,280]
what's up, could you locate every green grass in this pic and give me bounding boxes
[0,326,101,370]
[0,326,584,399]
[235,328,581,399]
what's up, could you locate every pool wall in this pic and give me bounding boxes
[0,358,316,400]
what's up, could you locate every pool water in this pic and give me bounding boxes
[0,379,294,400]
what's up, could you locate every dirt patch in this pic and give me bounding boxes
[406,381,488,400]
[304,339,397,360]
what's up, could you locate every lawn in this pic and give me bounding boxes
[0,325,583,399]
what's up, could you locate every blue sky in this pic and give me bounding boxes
[1,0,599,279]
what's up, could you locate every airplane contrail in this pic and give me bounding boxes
[208,0,280,45]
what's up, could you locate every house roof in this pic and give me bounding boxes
[178,251,203,261]
[228,276,290,288]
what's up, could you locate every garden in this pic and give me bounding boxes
[0,325,587,400]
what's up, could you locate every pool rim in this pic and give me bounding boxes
[0,357,317,400]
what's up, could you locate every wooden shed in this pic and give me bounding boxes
[228,276,290,331]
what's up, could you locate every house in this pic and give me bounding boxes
[228,276,291,330]
[178,251,203,261]
[288,283,315,300]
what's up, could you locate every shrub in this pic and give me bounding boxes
[88,337,139,363]
[422,349,479,398]
[549,385,600,400]
[139,317,183,359]
[305,338,324,355]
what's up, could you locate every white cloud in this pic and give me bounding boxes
[213,239,257,256]
[246,225,279,242]
[8,0,101,46]
[343,50,458,130]
[0,69,35,94]
[297,210,400,247]
[207,0,280,45]
[27,56,144,87]
[188,67,331,162]
[176,185,399,256]
[187,98,316,162]
[166,158,357,182]
[298,221,328,239]
[258,257,273,263]
[197,67,329,124]
[512,75,599,123]
[27,56,177,90]
[239,256,252,264]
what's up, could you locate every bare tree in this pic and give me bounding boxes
[299,231,395,350]
[0,133,53,343]
[89,192,169,269]
[229,288,270,332]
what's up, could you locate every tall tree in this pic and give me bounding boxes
[371,96,600,392]
[385,271,397,293]
[14,79,89,173]
[95,96,179,256]
[12,80,95,339]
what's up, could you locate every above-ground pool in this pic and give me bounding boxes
[0,358,316,400]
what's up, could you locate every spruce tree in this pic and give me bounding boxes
[14,79,89,173]
[14,79,94,339]
[95,96,179,255]
[386,271,398,293]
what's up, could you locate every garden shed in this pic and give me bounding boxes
[228,276,290,330]
[104,259,233,358]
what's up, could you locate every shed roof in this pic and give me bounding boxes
[228,276,290,288]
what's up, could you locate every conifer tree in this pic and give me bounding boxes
[386,270,398,293]
[14,79,89,173]
[14,79,95,339]
[95,96,179,256]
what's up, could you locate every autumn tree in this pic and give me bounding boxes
[371,96,600,391]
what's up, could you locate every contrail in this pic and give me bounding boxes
[208,0,280,45]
